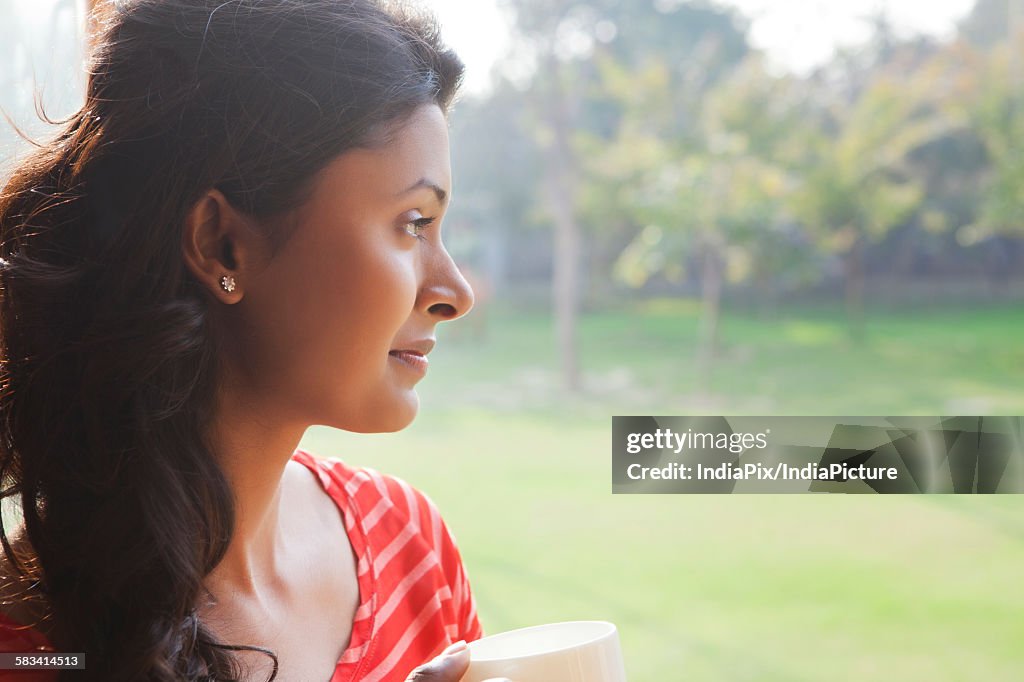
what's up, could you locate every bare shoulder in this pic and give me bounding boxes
[284,459,343,529]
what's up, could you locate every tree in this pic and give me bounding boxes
[447,81,543,296]
[592,54,802,394]
[960,27,1024,238]
[789,59,959,340]
[495,0,585,390]
[496,0,750,392]
[960,0,1014,48]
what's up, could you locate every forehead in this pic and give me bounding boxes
[309,104,451,206]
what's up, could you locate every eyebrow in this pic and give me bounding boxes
[398,178,449,205]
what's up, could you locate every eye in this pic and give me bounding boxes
[403,216,436,240]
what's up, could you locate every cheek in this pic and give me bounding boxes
[227,225,421,428]
[331,249,418,335]
[314,251,420,429]
[306,247,419,396]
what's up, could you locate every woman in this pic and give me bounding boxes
[0,1,501,680]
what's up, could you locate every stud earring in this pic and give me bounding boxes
[220,275,236,293]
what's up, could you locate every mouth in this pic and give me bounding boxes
[388,338,435,375]
[388,349,429,374]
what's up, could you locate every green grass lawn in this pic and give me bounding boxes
[300,301,1024,681]
[419,299,1024,415]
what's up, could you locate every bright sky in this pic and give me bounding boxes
[424,0,978,94]
[724,0,977,75]
[5,0,982,100]
[424,0,514,95]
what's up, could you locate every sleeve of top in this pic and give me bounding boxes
[0,614,59,681]
[0,613,54,652]
[405,484,484,642]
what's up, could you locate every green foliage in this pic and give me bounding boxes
[790,64,960,251]
[497,0,755,255]
[451,0,1024,327]
[584,53,808,290]
[967,43,1024,235]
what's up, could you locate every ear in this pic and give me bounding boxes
[181,189,269,303]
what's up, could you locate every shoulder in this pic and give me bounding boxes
[293,451,483,637]
[293,449,437,511]
[357,463,447,535]
[293,450,453,549]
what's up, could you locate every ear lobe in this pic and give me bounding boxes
[181,189,262,303]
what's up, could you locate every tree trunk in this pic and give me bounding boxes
[548,162,580,392]
[695,239,722,397]
[543,57,581,392]
[844,235,866,343]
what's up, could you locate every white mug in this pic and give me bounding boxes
[462,620,627,682]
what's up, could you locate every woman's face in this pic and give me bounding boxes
[227,104,474,432]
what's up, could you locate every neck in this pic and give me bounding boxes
[201,391,307,608]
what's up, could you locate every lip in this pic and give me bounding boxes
[389,339,436,356]
[388,338,435,375]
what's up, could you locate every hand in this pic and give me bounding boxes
[404,640,510,682]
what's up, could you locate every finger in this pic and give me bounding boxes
[405,640,471,682]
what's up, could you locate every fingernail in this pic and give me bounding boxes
[442,640,467,657]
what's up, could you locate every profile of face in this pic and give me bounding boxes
[203,104,474,433]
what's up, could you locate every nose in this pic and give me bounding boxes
[418,246,475,322]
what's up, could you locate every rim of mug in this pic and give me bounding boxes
[466,620,617,662]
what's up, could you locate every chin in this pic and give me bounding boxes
[334,393,420,433]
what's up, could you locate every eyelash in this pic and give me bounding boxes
[403,216,436,240]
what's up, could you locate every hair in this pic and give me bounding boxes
[0,0,463,679]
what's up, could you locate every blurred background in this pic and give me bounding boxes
[2,0,1022,679]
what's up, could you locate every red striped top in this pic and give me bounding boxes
[0,448,484,681]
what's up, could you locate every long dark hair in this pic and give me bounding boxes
[0,1,463,679]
